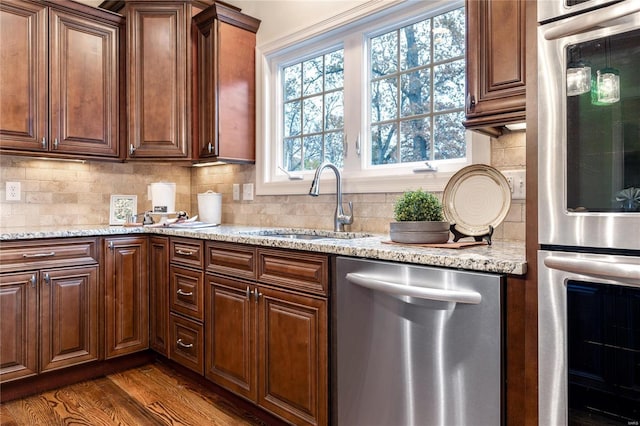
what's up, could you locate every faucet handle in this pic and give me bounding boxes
[343,201,354,225]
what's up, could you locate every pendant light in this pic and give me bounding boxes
[566,46,591,96]
[591,37,620,105]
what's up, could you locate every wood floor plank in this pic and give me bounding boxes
[108,365,251,425]
[0,362,264,426]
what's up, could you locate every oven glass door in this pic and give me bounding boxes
[566,29,640,214]
[538,9,640,250]
[567,281,640,423]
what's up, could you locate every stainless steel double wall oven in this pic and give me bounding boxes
[538,1,640,424]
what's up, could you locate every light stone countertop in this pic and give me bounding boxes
[0,224,527,275]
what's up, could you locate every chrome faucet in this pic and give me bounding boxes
[309,162,353,232]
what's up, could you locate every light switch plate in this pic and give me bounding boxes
[502,170,526,200]
[242,183,254,201]
[6,181,20,201]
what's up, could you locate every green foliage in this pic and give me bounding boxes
[393,189,444,222]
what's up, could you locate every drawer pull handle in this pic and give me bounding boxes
[23,252,55,258]
[176,249,194,256]
[30,274,37,288]
[177,289,193,296]
[44,273,51,285]
[177,339,193,349]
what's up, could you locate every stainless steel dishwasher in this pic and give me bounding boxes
[333,256,503,426]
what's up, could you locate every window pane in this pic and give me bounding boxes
[400,19,431,71]
[303,96,323,133]
[284,63,301,100]
[401,69,431,117]
[434,59,465,111]
[370,30,398,78]
[325,50,344,90]
[325,132,344,168]
[284,137,302,171]
[284,101,301,137]
[433,8,465,62]
[400,118,431,162]
[303,57,323,95]
[371,123,398,165]
[325,91,344,130]
[434,111,465,160]
[303,135,323,169]
[371,77,398,123]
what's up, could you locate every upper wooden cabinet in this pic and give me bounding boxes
[0,0,122,158]
[193,3,260,163]
[123,1,207,160]
[464,0,527,136]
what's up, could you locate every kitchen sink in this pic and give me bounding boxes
[240,229,372,240]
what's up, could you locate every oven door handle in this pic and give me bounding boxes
[345,272,482,304]
[544,257,640,283]
[543,0,640,40]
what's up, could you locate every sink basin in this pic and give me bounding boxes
[241,229,372,240]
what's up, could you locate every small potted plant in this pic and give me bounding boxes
[390,189,450,243]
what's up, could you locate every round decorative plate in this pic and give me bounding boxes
[442,164,511,237]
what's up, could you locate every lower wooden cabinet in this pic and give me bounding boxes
[0,266,99,383]
[0,238,100,384]
[149,237,170,356]
[104,237,149,358]
[205,243,328,426]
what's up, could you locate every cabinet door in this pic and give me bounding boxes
[0,0,47,151]
[39,266,99,372]
[0,272,38,383]
[464,0,526,132]
[104,237,149,358]
[149,237,169,356]
[127,3,189,158]
[257,286,328,426]
[195,8,259,162]
[205,274,256,400]
[49,8,119,157]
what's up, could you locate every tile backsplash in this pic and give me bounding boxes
[0,131,526,241]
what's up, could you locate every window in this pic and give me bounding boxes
[257,0,489,195]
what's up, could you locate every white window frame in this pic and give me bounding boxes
[255,0,490,196]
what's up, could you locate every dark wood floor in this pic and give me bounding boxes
[0,362,268,426]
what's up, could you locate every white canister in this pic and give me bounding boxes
[197,190,222,224]
[150,182,176,214]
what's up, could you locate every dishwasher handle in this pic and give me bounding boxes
[345,272,482,305]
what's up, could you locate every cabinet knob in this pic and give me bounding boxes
[467,93,476,110]
[29,274,37,288]
[53,138,59,149]
[41,137,47,149]
[129,144,136,155]
[207,142,212,153]
[108,241,114,250]
[43,273,50,285]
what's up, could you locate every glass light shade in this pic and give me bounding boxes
[592,67,620,105]
[566,65,591,96]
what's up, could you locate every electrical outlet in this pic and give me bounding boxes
[243,183,254,201]
[233,183,240,201]
[502,170,526,200]
[6,182,21,201]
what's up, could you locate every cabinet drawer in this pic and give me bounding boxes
[169,313,204,375]
[258,249,328,296]
[170,238,204,268]
[170,266,204,321]
[0,238,97,273]
[206,242,256,280]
